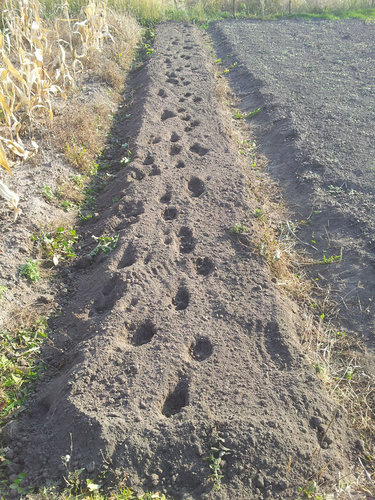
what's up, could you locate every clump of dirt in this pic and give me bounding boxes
[2,22,361,499]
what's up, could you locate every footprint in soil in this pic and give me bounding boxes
[163,207,178,220]
[121,200,145,219]
[189,337,213,361]
[149,165,162,176]
[93,276,124,314]
[161,109,177,121]
[195,257,214,276]
[162,377,189,417]
[170,132,181,142]
[173,286,189,311]
[178,226,195,253]
[118,243,137,269]
[131,320,156,346]
[143,154,154,165]
[160,190,172,204]
[190,143,209,157]
[264,322,293,369]
[170,144,182,156]
[188,176,205,197]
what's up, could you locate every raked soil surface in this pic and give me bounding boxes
[2,22,367,499]
[211,18,375,349]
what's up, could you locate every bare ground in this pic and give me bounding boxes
[0,21,371,499]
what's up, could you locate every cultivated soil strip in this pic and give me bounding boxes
[3,22,360,499]
[210,19,375,348]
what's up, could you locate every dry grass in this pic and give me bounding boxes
[0,0,141,209]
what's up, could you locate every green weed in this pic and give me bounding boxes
[41,184,55,201]
[32,227,79,266]
[0,286,6,300]
[204,436,231,491]
[19,259,40,283]
[320,253,342,264]
[230,223,247,234]
[90,234,119,257]
[0,318,48,418]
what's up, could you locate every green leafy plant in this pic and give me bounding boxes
[297,480,325,499]
[90,233,119,257]
[0,286,6,299]
[32,227,79,266]
[9,473,32,496]
[19,259,40,283]
[230,223,247,234]
[41,184,55,201]
[0,317,48,418]
[204,437,231,491]
[320,253,342,264]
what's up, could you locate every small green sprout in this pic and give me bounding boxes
[20,260,40,283]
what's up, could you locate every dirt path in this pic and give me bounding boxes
[210,19,375,350]
[4,23,359,499]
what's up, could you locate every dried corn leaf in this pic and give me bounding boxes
[0,142,12,174]
[0,180,19,212]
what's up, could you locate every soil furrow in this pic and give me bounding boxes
[4,22,358,499]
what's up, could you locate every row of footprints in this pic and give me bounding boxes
[92,249,214,316]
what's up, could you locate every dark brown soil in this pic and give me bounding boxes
[210,18,375,350]
[1,22,365,499]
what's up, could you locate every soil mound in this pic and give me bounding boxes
[5,23,358,499]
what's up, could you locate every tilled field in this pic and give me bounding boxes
[2,21,367,499]
[211,19,375,346]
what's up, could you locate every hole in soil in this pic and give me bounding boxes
[124,167,145,182]
[161,109,177,121]
[160,191,172,204]
[190,143,209,157]
[122,200,145,218]
[166,78,179,85]
[183,45,192,50]
[143,154,154,165]
[164,58,171,64]
[162,379,189,417]
[184,92,192,97]
[178,98,186,102]
[166,71,177,78]
[170,144,182,156]
[178,226,195,253]
[190,337,213,361]
[195,257,214,276]
[185,64,191,68]
[193,96,202,103]
[153,136,162,144]
[177,107,186,113]
[181,114,191,121]
[173,286,189,310]
[176,160,185,169]
[131,320,156,346]
[188,176,205,197]
[118,244,137,269]
[183,81,191,86]
[190,120,201,128]
[163,207,178,220]
[149,165,161,176]
[158,89,167,98]
[172,40,178,45]
[170,132,181,142]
